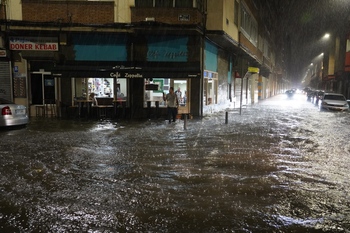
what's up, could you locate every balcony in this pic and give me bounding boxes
[131,7,203,26]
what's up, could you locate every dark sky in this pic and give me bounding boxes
[279,0,350,86]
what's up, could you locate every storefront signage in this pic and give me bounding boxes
[147,36,188,62]
[147,50,188,61]
[248,67,259,73]
[9,37,59,51]
[110,72,143,78]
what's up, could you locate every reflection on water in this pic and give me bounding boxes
[0,94,350,232]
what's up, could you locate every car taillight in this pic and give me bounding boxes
[1,106,12,115]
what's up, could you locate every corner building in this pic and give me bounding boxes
[0,0,287,119]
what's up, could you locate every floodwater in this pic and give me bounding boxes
[1,93,350,232]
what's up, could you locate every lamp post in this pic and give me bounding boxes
[302,33,330,89]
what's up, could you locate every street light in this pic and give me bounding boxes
[323,33,330,39]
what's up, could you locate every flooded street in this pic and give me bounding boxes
[1,93,350,232]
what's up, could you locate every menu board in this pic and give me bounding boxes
[13,77,26,98]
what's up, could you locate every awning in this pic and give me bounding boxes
[50,62,201,78]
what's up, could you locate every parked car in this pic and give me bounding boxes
[0,98,29,127]
[312,90,325,105]
[319,93,349,111]
[306,89,315,101]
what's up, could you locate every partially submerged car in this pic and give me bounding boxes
[0,98,29,127]
[319,93,349,111]
[285,89,295,98]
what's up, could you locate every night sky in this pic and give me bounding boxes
[280,0,350,86]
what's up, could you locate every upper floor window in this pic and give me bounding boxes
[263,38,271,59]
[155,0,173,7]
[135,0,196,8]
[176,0,193,8]
[135,0,154,7]
[234,0,239,26]
[241,5,258,46]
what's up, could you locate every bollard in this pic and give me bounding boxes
[225,111,228,124]
[184,114,187,130]
[155,101,159,118]
[147,101,151,118]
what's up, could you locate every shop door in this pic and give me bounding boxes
[31,71,55,105]
[173,79,189,114]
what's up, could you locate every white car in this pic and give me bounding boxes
[319,93,349,111]
[0,98,29,127]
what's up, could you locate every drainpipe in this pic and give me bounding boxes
[200,0,207,118]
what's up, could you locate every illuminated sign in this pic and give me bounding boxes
[110,72,143,78]
[248,67,259,73]
[9,37,59,51]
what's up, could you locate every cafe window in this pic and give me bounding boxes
[74,77,127,100]
[203,71,218,105]
[144,78,189,109]
[88,78,113,98]
[144,78,169,107]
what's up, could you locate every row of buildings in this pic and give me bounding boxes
[0,0,290,119]
[303,15,350,99]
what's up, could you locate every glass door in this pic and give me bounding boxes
[31,71,55,105]
[173,79,189,114]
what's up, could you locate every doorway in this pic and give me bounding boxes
[31,71,56,105]
[173,79,190,114]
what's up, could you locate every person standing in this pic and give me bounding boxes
[175,87,182,103]
[163,87,178,123]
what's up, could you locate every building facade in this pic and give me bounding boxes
[0,0,287,119]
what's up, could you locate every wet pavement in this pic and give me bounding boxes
[1,93,350,232]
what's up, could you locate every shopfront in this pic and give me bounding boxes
[9,31,202,119]
[51,62,200,119]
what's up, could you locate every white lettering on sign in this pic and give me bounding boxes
[110,72,143,78]
[125,73,143,78]
[110,72,121,78]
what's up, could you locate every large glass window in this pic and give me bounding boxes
[88,78,113,98]
[144,78,169,107]
[74,77,127,100]
[144,78,189,108]
[241,5,258,46]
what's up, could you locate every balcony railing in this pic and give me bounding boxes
[131,7,203,26]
